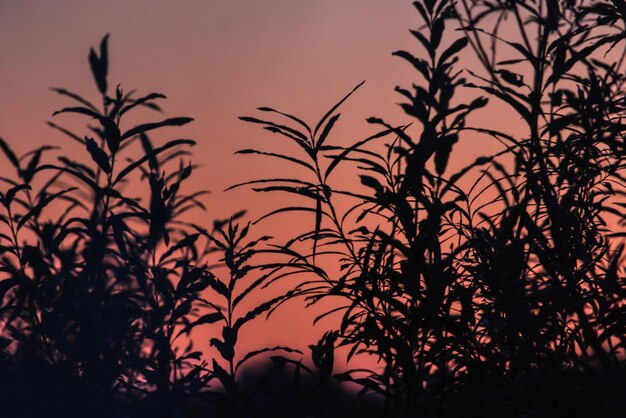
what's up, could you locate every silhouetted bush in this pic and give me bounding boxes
[239,0,625,417]
[1,1,625,417]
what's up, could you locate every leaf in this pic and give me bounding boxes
[496,69,525,87]
[0,137,20,169]
[50,87,98,111]
[17,188,76,231]
[546,0,560,31]
[114,139,195,184]
[121,117,194,140]
[85,137,111,173]
[4,185,31,206]
[111,216,127,257]
[46,121,84,145]
[309,331,337,382]
[52,106,102,119]
[251,185,319,200]
[497,59,526,66]
[171,299,191,322]
[360,175,384,193]
[233,293,291,333]
[438,38,468,66]
[333,373,387,395]
[119,92,167,116]
[468,84,531,122]
[316,113,340,150]
[324,127,393,179]
[236,346,302,373]
[140,133,158,173]
[101,117,121,154]
[314,80,365,137]
[159,233,200,262]
[209,277,230,299]
[211,360,235,391]
[236,149,315,171]
[430,17,444,51]
[225,177,314,192]
[89,34,109,94]
[393,50,430,80]
[182,312,224,336]
[36,164,100,191]
[239,116,309,142]
[253,205,326,225]
[410,29,431,51]
[434,134,458,175]
[21,148,46,183]
[211,332,235,362]
[257,106,312,136]
[231,274,270,309]
[545,37,615,86]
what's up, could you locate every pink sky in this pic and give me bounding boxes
[1,1,417,204]
[0,1,514,366]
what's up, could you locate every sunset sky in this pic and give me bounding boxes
[1,1,418,205]
[1,3,623,415]
[0,1,511,360]
[0,0,519,210]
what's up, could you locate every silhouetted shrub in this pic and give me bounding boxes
[238,0,626,417]
[1,1,625,417]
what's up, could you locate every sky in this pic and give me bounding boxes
[0,0,517,219]
[0,1,513,365]
[1,1,419,204]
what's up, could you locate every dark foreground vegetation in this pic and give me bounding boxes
[1,0,625,417]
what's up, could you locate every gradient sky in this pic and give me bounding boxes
[1,1,418,203]
[0,1,514,364]
[0,0,519,209]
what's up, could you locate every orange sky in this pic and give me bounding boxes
[0,1,518,369]
[1,1,417,200]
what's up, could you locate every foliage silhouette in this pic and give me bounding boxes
[238,0,626,417]
[1,1,625,417]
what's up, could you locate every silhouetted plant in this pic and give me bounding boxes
[0,35,214,417]
[1,1,625,417]
[183,212,315,417]
[238,0,626,417]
